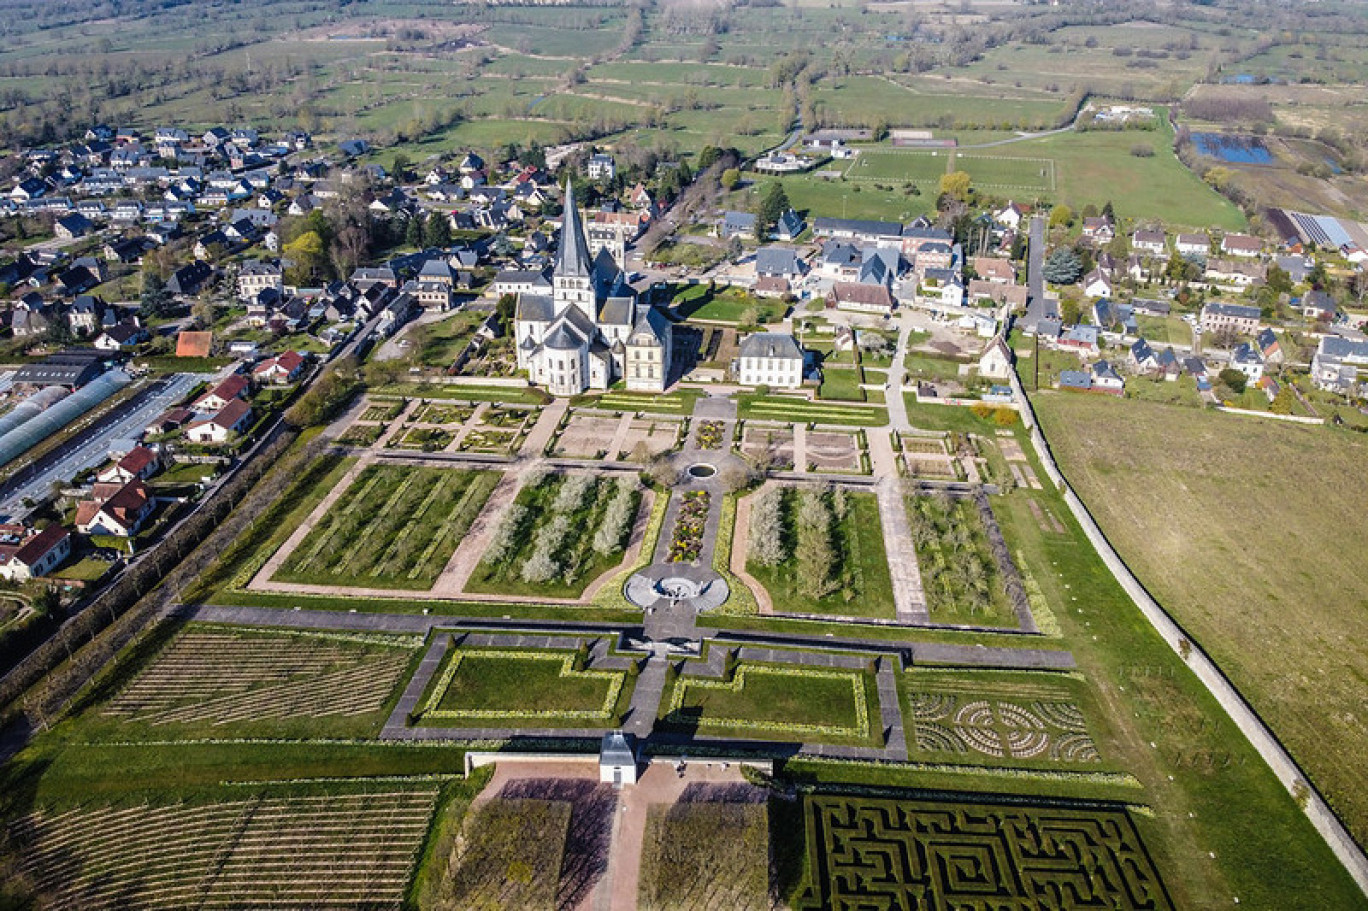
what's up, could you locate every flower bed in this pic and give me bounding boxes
[696,420,726,450]
[668,490,710,563]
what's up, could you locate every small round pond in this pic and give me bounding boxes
[687,464,716,479]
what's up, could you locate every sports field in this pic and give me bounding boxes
[1034,392,1368,849]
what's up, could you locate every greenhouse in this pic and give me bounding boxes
[0,371,132,471]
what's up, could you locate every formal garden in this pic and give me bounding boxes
[667,490,710,564]
[906,491,1018,626]
[736,394,888,427]
[792,793,1173,910]
[661,660,879,746]
[899,670,1104,766]
[466,470,642,599]
[744,484,894,619]
[275,465,499,589]
[413,643,635,727]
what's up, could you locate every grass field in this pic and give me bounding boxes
[673,285,787,324]
[746,489,894,619]
[817,366,866,402]
[848,150,1056,192]
[277,465,499,589]
[1033,392,1368,851]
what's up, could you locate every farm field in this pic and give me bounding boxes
[276,465,499,589]
[745,487,894,619]
[90,625,418,738]
[8,786,443,910]
[1034,392,1368,850]
[415,645,633,727]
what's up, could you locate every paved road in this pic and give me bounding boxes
[0,371,213,521]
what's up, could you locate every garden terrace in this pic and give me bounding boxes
[805,429,868,474]
[466,470,643,599]
[359,398,406,423]
[387,426,454,451]
[97,626,418,735]
[409,402,476,425]
[899,670,1106,766]
[792,793,1172,910]
[275,465,499,590]
[8,787,443,910]
[577,389,701,416]
[458,405,535,455]
[638,793,770,911]
[550,412,621,459]
[743,486,895,620]
[906,491,1019,627]
[413,644,634,728]
[661,660,880,747]
[736,394,888,428]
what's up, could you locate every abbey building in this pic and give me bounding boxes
[515,182,671,396]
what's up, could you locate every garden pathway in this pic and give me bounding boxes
[519,396,568,457]
[792,422,808,474]
[441,401,488,452]
[245,452,377,591]
[374,399,421,448]
[605,412,635,462]
[885,313,915,433]
[428,468,524,598]
[867,432,929,623]
[624,658,668,739]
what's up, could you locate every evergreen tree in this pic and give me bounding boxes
[1041,248,1083,285]
[755,183,790,240]
[405,213,424,248]
[423,211,451,248]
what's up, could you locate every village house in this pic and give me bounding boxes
[185,398,253,444]
[1221,233,1263,258]
[1057,325,1101,357]
[1131,229,1166,255]
[977,336,1013,380]
[76,479,155,537]
[829,281,895,316]
[1311,336,1368,394]
[97,446,161,484]
[735,332,804,389]
[1081,216,1115,244]
[237,259,284,301]
[1229,342,1265,382]
[1200,302,1261,336]
[252,351,307,384]
[1256,328,1284,365]
[193,374,250,412]
[972,257,1015,284]
[1204,258,1265,289]
[1091,360,1125,395]
[1173,233,1209,258]
[587,154,616,181]
[94,320,148,351]
[0,526,71,582]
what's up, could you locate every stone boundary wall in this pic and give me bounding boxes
[1008,367,1368,895]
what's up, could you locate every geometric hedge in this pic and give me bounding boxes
[794,795,1174,910]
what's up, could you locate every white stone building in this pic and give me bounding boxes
[515,182,671,395]
[735,332,804,389]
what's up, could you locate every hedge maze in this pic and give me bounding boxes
[796,795,1173,911]
[102,628,417,727]
[9,787,441,910]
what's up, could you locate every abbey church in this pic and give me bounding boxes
[515,182,672,396]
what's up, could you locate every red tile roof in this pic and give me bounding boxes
[13,525,68,566]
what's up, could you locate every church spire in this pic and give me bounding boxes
[555,178,592,279]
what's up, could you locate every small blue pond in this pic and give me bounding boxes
[1191,133,1273,165]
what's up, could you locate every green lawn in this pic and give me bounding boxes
[746,490,894,619]
[417,646,631,726]
[1136,314,1192,347]
[817,367,866,403]
[662,662,876,744]
[368,383,549,405]
[673,285,787,324]
[413,310,486,367]
[277,466,500,589]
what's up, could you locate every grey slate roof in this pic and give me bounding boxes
[516,294,554,322]
[554,180,593,279]
[599,296,634,326]
[755,245,802,278]
[738,332,802,361]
